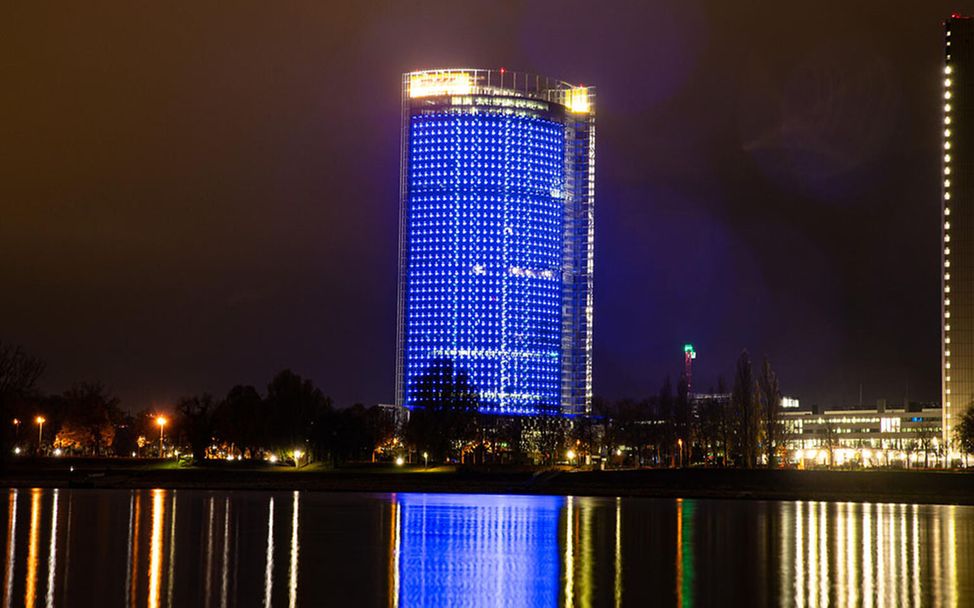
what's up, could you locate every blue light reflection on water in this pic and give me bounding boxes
[395,493,563,608]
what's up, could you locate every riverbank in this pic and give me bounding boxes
[2,459,974,505]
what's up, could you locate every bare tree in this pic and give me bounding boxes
[914,425,938,468]
[0,342,44,402]
[0,342,45,464]
[60,382,120,455]
[178,394,216,464]
[732,351,761,468]
[758,358,782,467]
[822,420,838,468]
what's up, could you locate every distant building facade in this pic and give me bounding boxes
[781,404,943,467]
[395,69,595,416]
[943,15,974,456]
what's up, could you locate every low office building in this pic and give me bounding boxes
[780,404,943,467]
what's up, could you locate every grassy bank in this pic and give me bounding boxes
[2,459,973,505]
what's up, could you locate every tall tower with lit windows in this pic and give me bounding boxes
[395,69,595,417]
[943,15,974,456]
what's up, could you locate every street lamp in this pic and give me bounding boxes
[35,416,45,450]
[156,416,167,457]
[566,449,576,464]
[423,451,429,468]
[293,449,303,468]
[677,438,684,468]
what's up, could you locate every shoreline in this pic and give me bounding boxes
[2,463,974,505]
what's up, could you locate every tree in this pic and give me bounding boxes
[532,402,567,465]
[732,351,762,468]
[913,424,938,468]
[112,412,139,457]
[675,374,692,467]
[178,394,216,464]
[758,358,782,467]
[698,390,728,467]
[569,414,598,464]
[821,419,838,468]
[658,376,676,466]
[954,406,974,457]
[58,382,121,455]
[0,342,44,464]
[404,359,479,463]
[265,370,331,457]
[213,385,265,458]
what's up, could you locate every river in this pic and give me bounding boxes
[0,488,971,606]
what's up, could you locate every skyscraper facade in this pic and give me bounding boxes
[943,15,974,455]
[395,69,595,416]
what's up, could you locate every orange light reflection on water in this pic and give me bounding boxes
[148,489,166,608]
[3,490,18,608]
[24,488,41,608]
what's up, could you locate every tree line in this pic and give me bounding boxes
[394,352,786,468]
[587,350,783,468]
[0,341,397,465]
[4,340,974,468]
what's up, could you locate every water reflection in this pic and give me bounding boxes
[0,488,970,606]
[3,489,16,608]
[148,490,164,608]
[288,491,299,608]
[220,496,229,608]
[263,496,274,608]
[25,488,39,608]
[395,493,562,607]
[676,498,695,608]
[45,489,58,608]
[779,500,969,607]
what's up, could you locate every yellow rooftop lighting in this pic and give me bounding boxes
[567,87,590,114]
[409,71,473,98]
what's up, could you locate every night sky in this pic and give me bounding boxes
[3,1,972,411]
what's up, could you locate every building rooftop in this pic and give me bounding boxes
[403,68,593,113]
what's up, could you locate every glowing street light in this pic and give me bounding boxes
[566,449,576,464]
[677,438,684,468]
[293,449,303,468]
[395,456,405,466]
[423,451,429,468]
[35,416,45,448]
[156,416,167,457]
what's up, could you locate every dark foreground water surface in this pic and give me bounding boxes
[0,489,971,607]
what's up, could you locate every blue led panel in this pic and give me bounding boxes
[403,110,565,415]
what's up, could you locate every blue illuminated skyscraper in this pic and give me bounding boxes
[396,69,595,416]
